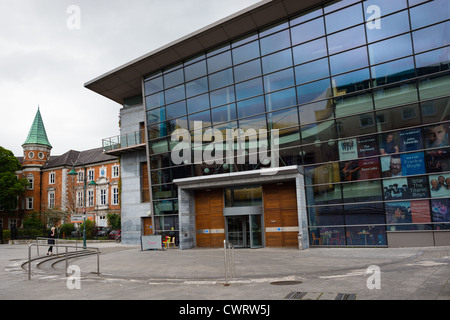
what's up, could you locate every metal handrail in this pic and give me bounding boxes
[27,242,100,280]
[33,237,80,256]
[223,240,235,284]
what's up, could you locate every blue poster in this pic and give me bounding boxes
[399,128,423,152]
[401,152,425,176]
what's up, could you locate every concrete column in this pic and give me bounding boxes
[296,175,309,250]
[178,188,195,250]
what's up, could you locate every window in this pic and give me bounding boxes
[88,169,94,181]
[88,190,94,207]
[48,192,55,209]
[26,197,33,210]
[49,172,55,184]
[112,187,119,205]
[112,165,120,178]
[27,174,34,190]
[77,191,83,208]
[77,171,84,182]
[100,189,107,206]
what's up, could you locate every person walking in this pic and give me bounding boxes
[47,227,56,255]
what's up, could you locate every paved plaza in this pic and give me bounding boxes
[1,242,449,302]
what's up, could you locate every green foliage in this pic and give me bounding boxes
[60,223,75,237]
[23,213,43,230]
[0,146,28,211]
[79,219,95,238]
[107,212,121,230]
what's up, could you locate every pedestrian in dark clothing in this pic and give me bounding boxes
[47,227,56,255]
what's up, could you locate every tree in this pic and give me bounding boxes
[0,147,28,211]
[107,213,121,230]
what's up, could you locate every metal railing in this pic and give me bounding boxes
[27,240,100,280]
[223,240,235,284]
[102,129,145,152]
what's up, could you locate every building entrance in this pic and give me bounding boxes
[226,215,263,248]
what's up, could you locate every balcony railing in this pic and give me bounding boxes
[102,130,146,154]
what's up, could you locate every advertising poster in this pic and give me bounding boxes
[382,176,429,200]
[385,201,412,226]
[426,148,450,173]
[338,138,358,160]
[431,199,450,225]
[340,158,380,182]
[423,123,450,148]
[357,136,378,157]
[410,200,431,223]
[429,173,450,198]
[399,128,423,152]
[401,152,425,176]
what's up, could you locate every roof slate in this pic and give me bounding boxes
[43,147,117,169]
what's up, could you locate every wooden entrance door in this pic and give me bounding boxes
[143,217,153,235]
[195,188,225,247]
[263,181,298,247]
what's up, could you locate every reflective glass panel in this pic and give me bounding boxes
[295,58,330,85]
[329,46,368,75]
[210,86,235,108]
[263,68,295,93]
[145,76,163,95]
[268,106,299,130]
[421,97,450,124]
[234,59,261,83]
[186,77,208,98]
[184,60,207,82]
[266,87,297,111]
[297,78,331,105]
[188,110,211,128]
[299,99,334,125]
[237,96,265,118]
[207,51,232,73]
[166,100,186,119]
[261,49,293,74]
[208,68,233,91]
[410,0,450,30]
[327,25,366,55]
[260,29,291,55]
[335,91,373,118]
[165,84,185,104]
[301,120,337,145]
[368,34,412,65]
[187,93,209,114]
[292,37,327,65]
[325,3,364,34]
[413,21,450,54]
[302,141,339,164]
[415,47,450,77]
[235,78,264,100]
[374,81,418,109]
[212,104,237,124]
[291,17,325,46]
[375,104,420,131]
[418,73,450,100]
[332,68,371,95]
[342,180,383,203]
[232,40,260,64]
[365,10,410,43]
[238,113,267,131]
[147,107,166,124]
[146,92,165,110]
[164,69,184,88]
[363,0,407,18]
[371,57,415,87]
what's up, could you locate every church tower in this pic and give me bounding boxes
[21,108,52,214]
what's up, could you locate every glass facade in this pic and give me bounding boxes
[143,0,450,246]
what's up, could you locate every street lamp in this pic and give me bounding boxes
[68,167,97,248]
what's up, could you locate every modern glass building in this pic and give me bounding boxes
[87,0,450,248]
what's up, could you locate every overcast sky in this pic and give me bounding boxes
[0,0,261,156]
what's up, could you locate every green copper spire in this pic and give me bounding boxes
[23,107,52,147]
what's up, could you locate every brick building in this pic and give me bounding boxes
[1,108,120,230]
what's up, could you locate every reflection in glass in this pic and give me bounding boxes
[187,93,209,114]
[165,84,185,104]
[260,29,291,55]
[210,86,235,108]
[266,88,297,111]
[299,99,334,125]
[410,0,450,30]
[166,101,186,119]
[164,69,184,88]
[375,104,420,131]
[334,91,373,118]
[373,81,418,109]
[371,57,415,87]
[327,25,366,55]
[207,50,232,73]
[209,68,233,91]
[235,78,264,100]
[418,73,450,101]
[325,3,363,33]
[145,76,163,95]
[184,60,207,82]
[292,38,327,65]
[290,17,325,46]
[212,104,237,124]
[369,34,413,65]
[234,59,261,83]
[295,58,329,85]
[342,180,382,203]
[232,40,260,64]
[413,21,450,54]
[186,77,208,98]
[297,78,332,105]
[263,68,295,93]
[330,47,368,75]
[421,97,450,124]
[415,47,450,77]
[365,10,410,43]
[332,68,371,94]
[237,96,265,118]
[261,49,293,74]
